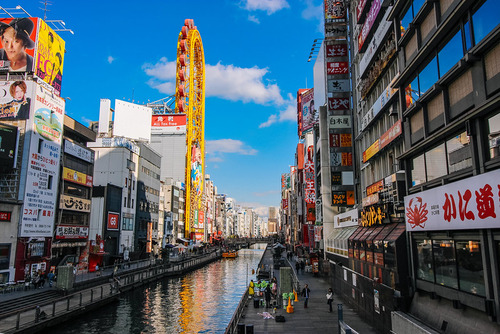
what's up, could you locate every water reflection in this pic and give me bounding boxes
[52,245,265,334]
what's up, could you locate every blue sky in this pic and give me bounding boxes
[6,0,324,216]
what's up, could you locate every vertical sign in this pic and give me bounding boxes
[304,146,316,222]
[20,83,64,237]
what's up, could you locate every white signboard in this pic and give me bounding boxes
[97,137,140,155]
[360,77,397,131]
[334,208,359,228]
[64,140,94,163]
[59,194,91,212]
[405,169,500,231]
[21,83,65,237]
[328,115,351,129]
[328,79,350,94]
[113,99,152,142]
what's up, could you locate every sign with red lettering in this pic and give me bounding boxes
[405,169,500,231]
[328,97,350,111]
[107,212,119,230]
[326,44,348,58]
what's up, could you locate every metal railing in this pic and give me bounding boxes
[224,287,250,334]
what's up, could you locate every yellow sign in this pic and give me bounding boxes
[361,206,386,227]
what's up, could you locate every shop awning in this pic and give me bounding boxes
[373,223,397,241]
[334,226,358,242]
[384,223,406,242]
[348,226,364,243]
[356,226,373,242]
[365,224,385,242]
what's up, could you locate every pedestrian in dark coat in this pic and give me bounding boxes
[264,285,272,308]
[301,284,311,308]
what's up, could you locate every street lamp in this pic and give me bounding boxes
[307,38,324,62]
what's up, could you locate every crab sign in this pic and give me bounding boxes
[406,197,428,229]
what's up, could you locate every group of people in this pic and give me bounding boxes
[24,270,56,290]
[295,260,306,273]
[300,284,335,312]
[249,277,278,308]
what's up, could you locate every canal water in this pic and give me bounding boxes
[52,244,266,334]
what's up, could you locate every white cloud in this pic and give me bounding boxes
[302,0,324,33]
[259,93,296,128]
[107,56,115,64]
[206,139,258,156]
[144,59,285,106]
[244,0,290,14]
[248,14,260,23]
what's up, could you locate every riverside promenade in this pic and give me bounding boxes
[232,248,379,334]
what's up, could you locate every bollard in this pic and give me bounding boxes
[338,303,343,334]
[246,324,254,334]
[237,323,245,334]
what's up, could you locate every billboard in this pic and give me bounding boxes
[107,212,119,230]
[0,18,37,72]
[113,99,152,142]
[20,83,64,237]
[35,19,65,94]
[0,80,34,120]
[301,88,315,132]
[0,122,18,168]
[151,114,187,134]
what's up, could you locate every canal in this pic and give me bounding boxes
[51,244,266,333]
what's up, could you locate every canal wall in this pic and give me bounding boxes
[0,252,222,334]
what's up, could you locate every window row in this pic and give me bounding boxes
[411,130,471,186]
[405,0,500,107]
[64,155,93,176]
[414,235,485,296]
[141,165,160,180]
[123,197,134,209]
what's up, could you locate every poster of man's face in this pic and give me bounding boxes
[0,80,34,120]
[0,17,37,73]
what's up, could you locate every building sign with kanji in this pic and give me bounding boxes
[361,206,386,226]
[327,62,349,75]
[405,169,500,231]
[328,115,351,129]
[328,97,350,111]
[328,79,350,93]
[326,44,348,58]
[304,145,316,207]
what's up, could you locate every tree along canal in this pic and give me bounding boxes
[51,244,266,333]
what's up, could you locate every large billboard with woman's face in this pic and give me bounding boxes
[0,17,65,95]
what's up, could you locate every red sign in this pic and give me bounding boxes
[107,212,119,230]
[327,62,349,75]
[0,211,11,221]
[358,0,382,52]
[151,114,186,127]
[380,120,402,149]
[326,44,348,58]
[356,0,368,23]
[304,146,316,204]
[328,97,350,111]
[367,180,384,196]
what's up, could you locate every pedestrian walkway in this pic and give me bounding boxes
[239,252,379,334]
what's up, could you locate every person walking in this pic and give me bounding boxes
[264,284,272,308]
[47,270,55,288]
[327,288,334,312]
[300,260,305,273]
[295,261,300,273]
[301,284,311,308]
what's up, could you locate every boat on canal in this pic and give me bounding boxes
[222,250,238,258]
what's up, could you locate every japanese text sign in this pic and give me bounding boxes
[405,169,500,231]
[327,62,349,75]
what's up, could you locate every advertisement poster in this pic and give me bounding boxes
[190,143,203,199]
[0,123,18,168]
[35,19,65,95]
[20,83,64,237]
[0,80,34,120]
[0,18,37,73]
[301,88,315,132]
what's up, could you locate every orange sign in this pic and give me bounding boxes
[63,167,93,187]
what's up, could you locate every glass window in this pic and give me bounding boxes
[419,57,438,94]
[456,240,485,296]
[438,30,463,76]
[425,144,447,181]
[401,5,413,35]
[411,153,426,186]
[0,244,10,270]
[487,112,500,159]
[406,77,419,108]
[64,183,89,198]
[464,20,472,51]
[416,239,434,281]
[447,132,472,173]
[433,239,458,289]
[413,0,426,16]
[472,0,500,44]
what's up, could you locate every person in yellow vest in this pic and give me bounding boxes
[249,280,255,296]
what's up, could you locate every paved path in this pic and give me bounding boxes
[239,252,379,334]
